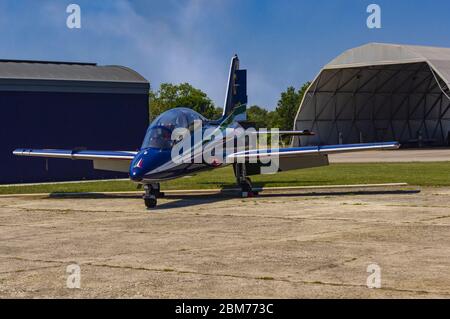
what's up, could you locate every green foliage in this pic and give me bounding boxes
[247,105,270,129]
[273,82,310,130]
[2,162,449,195]
[212,107,224,119]
[247,106,282,129]
[246,82,311,132]
[149,81,311,133]
[149,83,219,120]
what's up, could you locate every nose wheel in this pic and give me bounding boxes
[144,197,157,209]
[143,183,164,209]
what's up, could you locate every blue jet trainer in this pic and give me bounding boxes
[13,56,400,209]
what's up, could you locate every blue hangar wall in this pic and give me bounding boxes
[0,60,150,184]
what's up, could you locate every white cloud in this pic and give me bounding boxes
[79,0,233,107]
[0,0,284,110]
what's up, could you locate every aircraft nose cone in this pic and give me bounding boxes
[130,168,143,182]
[129,149,171,182]
[130,156,145,182]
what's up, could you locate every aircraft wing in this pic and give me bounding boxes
[13,149,137,160]
[13,149,137,173]
[227,142,400,160]
[249,130,314,136]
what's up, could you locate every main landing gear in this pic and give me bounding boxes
[143,165,259,208]
[143,183,165,209]
[234,163,259,198]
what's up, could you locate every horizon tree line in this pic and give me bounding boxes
[149,82,311,131]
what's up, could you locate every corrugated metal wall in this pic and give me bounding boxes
[1,91,149,184]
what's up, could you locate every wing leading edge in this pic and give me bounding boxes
[227,142,400,160]
[13,149,138,173]
[13,149,137,160]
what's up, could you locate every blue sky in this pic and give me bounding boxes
[1,0,450,109]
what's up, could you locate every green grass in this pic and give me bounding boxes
[1,162,449,195]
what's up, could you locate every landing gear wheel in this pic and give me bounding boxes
[240,178,252,198]
[143,183,161,209]
[234,164,259,198]
[144,197,157,208]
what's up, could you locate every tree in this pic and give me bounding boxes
[212,107,224,119]
[247,105,270,129]
[273,82,310,130]
[149,83,219,120]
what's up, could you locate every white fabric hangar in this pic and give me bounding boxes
[294,43,450,147]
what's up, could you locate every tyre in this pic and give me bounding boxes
[144,198,157,209]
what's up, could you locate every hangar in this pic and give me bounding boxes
[294,43,450,147]
[0,59,149,184]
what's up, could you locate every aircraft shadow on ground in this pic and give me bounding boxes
[202,180,336,188]
[48,193,142,199]
[48,189,421,210]
[155,189,421,210]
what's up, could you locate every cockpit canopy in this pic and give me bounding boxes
[141,107,206,150]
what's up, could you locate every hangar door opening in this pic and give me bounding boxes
[294,44,450,147]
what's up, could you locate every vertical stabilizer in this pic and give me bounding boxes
[222,55,247,121]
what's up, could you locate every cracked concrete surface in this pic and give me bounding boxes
[0,187,450,298]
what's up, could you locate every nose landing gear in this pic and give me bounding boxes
[143,183,165,209]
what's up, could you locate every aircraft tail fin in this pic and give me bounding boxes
[222,55,247,122]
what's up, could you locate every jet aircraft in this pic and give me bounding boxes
[13,56,399,208]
